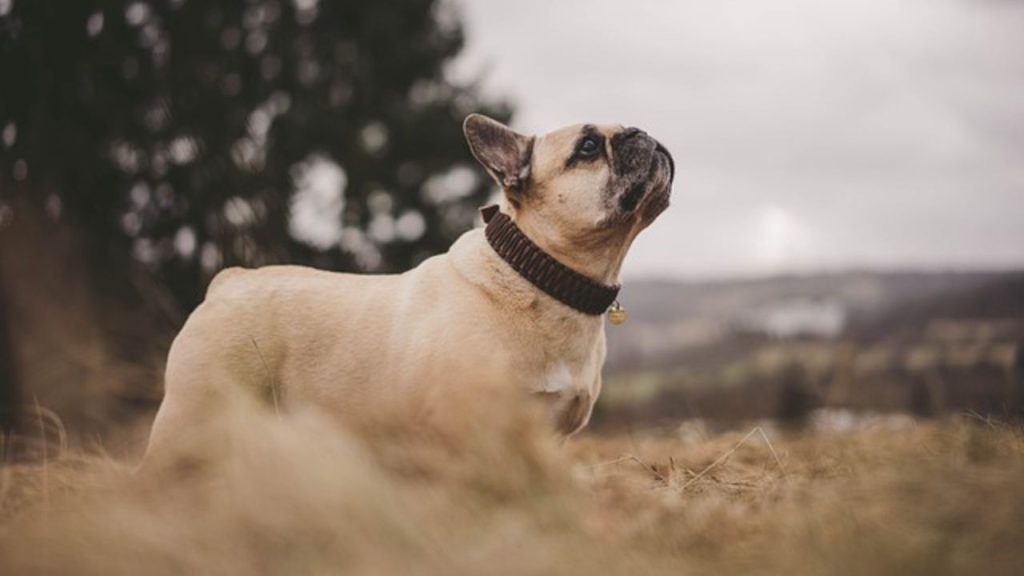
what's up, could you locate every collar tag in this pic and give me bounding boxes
[607,301,627,325]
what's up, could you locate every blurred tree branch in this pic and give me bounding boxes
[0,0,511,439]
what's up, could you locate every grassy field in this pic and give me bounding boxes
[1,401,1023,575]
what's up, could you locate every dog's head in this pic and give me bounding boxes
[463,114,674,276]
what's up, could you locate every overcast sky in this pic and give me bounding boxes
[450,0,1024,280]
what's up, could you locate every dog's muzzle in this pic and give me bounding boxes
[613,127,674,180]
[612,128,674,212]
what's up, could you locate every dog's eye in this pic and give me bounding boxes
[577,136,601,158]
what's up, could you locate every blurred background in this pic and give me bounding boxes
[0,0,1022,445]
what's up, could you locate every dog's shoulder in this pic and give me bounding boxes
[206,266,247,296]
[205,265,335,299]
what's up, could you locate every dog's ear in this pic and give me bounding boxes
[463,114,533,194]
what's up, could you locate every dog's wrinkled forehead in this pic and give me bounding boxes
[531,123,621,176]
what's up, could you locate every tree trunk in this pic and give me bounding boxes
[0,279,17,431]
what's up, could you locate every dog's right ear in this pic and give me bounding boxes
[463,114,533,194]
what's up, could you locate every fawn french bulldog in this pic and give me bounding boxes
[145,114,674,461]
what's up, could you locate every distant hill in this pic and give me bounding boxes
[597,270,1024,428]
[607,270,1024,370]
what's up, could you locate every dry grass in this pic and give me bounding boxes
[1,398,1023,575]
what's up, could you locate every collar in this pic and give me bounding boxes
[480,204,620,316]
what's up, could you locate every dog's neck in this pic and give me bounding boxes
[508,209,635,288]
[479,205,620,316]
[448,227,612,327]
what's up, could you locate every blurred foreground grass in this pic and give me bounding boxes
[1,402,1022,575]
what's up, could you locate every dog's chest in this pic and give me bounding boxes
[541,362,575,395]
[530,321,605,399]
[538,360,596,397]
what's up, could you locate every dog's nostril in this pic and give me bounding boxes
[622,127,644,139]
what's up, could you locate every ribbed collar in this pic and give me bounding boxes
[480,205,620,316]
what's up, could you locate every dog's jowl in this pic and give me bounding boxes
[145,115,674,461]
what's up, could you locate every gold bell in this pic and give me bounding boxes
[607,301,627,325]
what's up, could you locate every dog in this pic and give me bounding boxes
[144,114,674,460]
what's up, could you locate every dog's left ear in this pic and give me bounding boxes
[463,114,533,194]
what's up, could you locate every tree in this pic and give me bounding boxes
[0,0,510,437]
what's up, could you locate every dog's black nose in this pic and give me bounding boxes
[621,127,645,139]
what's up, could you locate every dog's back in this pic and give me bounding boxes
[143,258,513,463]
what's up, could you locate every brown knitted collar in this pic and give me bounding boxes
[480,205,620,316]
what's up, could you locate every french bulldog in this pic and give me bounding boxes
[144,114,674,461]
